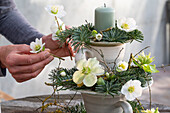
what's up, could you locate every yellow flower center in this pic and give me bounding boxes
[97,35,102,39]
[35,44,41,51]
[128,86,135,93]
[144,110,154,113]
[82,67,91,75]
[147,111,153,113]
[51,6,59,14]
[119,64,126,69]
[121,23,130,29]
[77,83,84,87]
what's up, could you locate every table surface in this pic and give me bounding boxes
[1,94,170,113]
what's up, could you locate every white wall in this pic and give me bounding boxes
[0,0,168,99]
[114,0,167,66]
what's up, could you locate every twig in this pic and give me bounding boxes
[145,72,152,109]
[99,60,112,72]
[156,64,170,72]
[41,89,56,112]
[86,46,111,73]
[148,82,152,110]
[62,79,73,82]
[135,107,140,113]
[85,20,92,32]
[134,46,150,57]
[51,53,65,61]
[58,59,62,69]
[42,89,56,105]
[128,46,150,69]
[67,91,77,106]
[112,47,124,69]
[53,86,57,106]
[101,27,113,33]
[99,49,113,72]
[136,98,145,110]
[128,53,133,69]
[45,82,54,86]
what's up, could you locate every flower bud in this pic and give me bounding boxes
[97,77,105,85]
[60,70,66,77]
[105,72,110,78]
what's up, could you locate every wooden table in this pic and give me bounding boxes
[1,94,170,113]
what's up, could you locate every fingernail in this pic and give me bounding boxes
[45,52,50,58]
[49,56,54,61]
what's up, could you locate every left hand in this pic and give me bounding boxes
[42,34,74,57]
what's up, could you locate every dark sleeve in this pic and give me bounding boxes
[0,67,6,77]
[0,0,43,77]
[0,0,44,45]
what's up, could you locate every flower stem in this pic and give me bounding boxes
[50,53,65,61]
[136,98,145,111]
[55,16,61,31]
[145,72,152,109]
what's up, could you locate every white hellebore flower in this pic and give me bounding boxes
[117,17,137,32]
[95,33,102,41]
[73,57,104,87]
[51,18,66,40]
[45,5,66,18]
[30,38,45,53]
[142,107,160,113]
[117,61,128,71]
[121,80,142,101]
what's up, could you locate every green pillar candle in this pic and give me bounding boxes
[94,6,115,32]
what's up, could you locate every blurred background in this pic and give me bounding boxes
[0,0,169,105]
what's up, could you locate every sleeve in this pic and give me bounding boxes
[0,0,44,45]
[0,0,43,77]
[0,67,6,77]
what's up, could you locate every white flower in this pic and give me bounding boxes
[121,80,142,101]
[51,18,66,40]
[30,38,45,53]
[60,70,66,77]
[95,33,102,41]
[142,107,160,113]
[117,61,128,71]
[45,5,66,18]
[117,17,137,32]
[73,57,104,87]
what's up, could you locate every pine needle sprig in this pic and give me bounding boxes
[95,80,121,95]
[102,27,144,43]
[57,23,144,51]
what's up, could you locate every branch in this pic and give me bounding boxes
[86,46,112,72]
[128,46,150,69]
[112,47,124,69]
[128,53,133,69]
[134,46,150,57]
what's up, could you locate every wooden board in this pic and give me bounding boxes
[1,94,170,113]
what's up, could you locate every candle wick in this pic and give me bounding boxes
[104,3,106,7]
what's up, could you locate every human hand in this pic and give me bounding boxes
[42,34,74,58]
[0,44,54,82]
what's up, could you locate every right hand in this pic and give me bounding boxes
[0,44,54,83]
